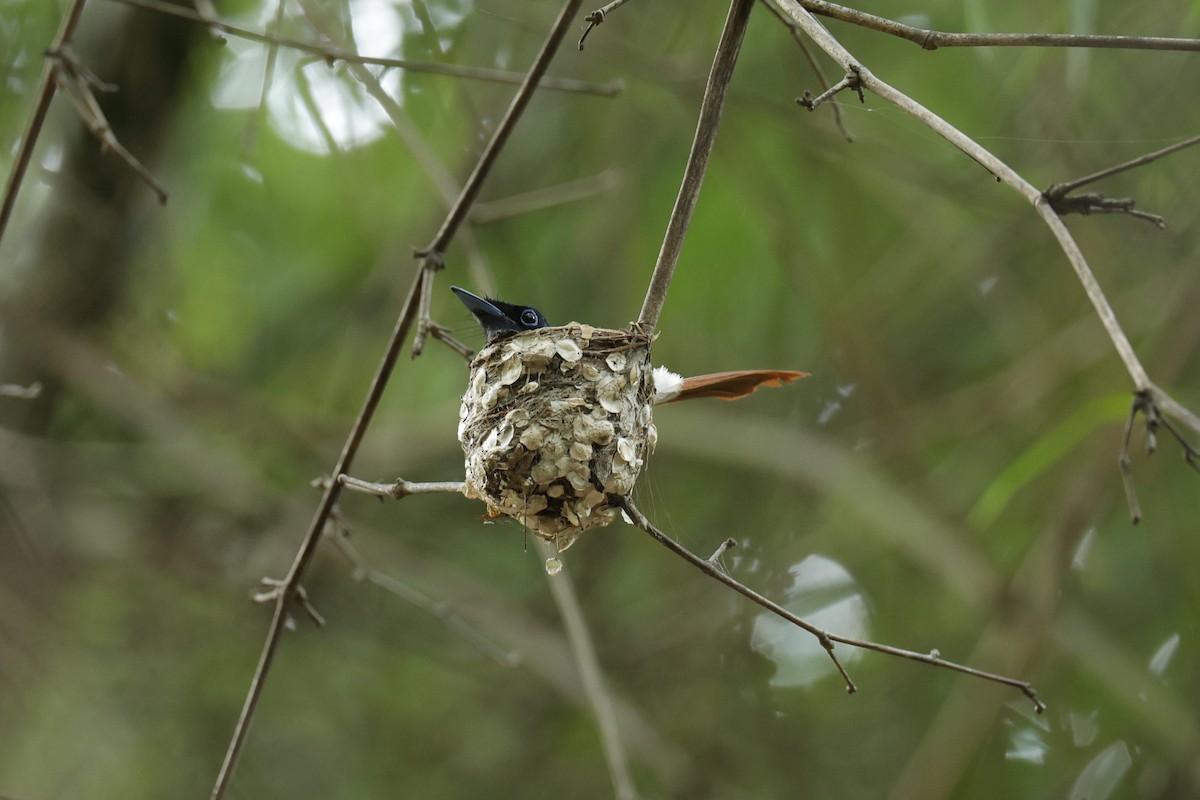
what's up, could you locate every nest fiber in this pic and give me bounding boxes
[458,324,656,551]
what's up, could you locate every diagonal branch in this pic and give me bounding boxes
[619,498,1044,711]
[759,0,852,140]
[413,0,587,353]
[637,0,755,330]
[210,3,587,797]
[0,0,89,248]
[52,46,169,204]
[772,0,1200,447]
[1043,134,1200,228]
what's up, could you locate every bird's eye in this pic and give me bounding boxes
[520,309,540,327]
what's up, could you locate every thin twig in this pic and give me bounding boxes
[412,0,587,354]
[0,0,89,248]
[426,323,475,360]
[1048,135,1200,196]
[796,66,862,110]
[1120,390,1200,523]
[620,498,856,692]
[619,498,1045,712]
[51,46,169,204]
[759,0,851,140]
[107,0,622,97]
[411,266,437,356]
[191,0,225,41]
[418,0,586,259]
[1042,134,1200,228]
[797,0,1200,52]
[211,4,586,795]
[578,0,638,50]
[1119,395,1145,525]
[637,0,755,330]
[241,0,288,154]
[537,539,638,800]
[1044,192,1165,229]
[339,474,466,499]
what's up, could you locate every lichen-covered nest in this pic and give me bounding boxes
[458,324,656,551]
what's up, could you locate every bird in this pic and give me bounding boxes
[451,286,806,404]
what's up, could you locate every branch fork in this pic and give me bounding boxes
[1120,390,1200,524]
[796,65,863,110]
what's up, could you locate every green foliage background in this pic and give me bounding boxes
[2,0,1200,798]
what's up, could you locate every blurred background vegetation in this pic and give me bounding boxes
[2,0,1199,797]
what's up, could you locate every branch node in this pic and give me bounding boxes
[706,537,737,566]
[412,247,446,271]
[1119,389,1200,524]
[1044,187,1165,229]
[251,579,325,627]
[339,474,466,500]
[579,9,604,49]
[796,66,863,111]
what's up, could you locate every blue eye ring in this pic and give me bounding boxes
[520,309,540,327]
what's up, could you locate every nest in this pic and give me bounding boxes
[458,324,656,551]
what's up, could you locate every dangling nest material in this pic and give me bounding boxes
[458,324,656,551]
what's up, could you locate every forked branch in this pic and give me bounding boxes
[1044,134,1200,229]
[770,1,1200,480]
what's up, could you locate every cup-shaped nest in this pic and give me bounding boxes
[458,324,656,551]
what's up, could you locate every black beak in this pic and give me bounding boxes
[451,286,518,341]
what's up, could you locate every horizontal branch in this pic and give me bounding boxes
[107,0,623,97]
[800,0,1200,52]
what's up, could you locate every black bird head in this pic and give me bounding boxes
[451,286,549,343]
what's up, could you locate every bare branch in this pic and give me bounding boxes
[419,0,587,260]
[1048,135,1200,196]
[760,0,852,140]
[211,4,587,795]
[52,46,169,204]
[798,0,1200,52]
[637,0,755,330]
[578,0,639,50]
[619,498,1045,712]
[770,1,1200,519]
[0,0,89,248]
[1120,390,1200,523]
[1044,192,1164,228]
[339,474,466,499]
[796,66,863,110]
[772,0,1200,449]
[107,0,622,97]
[1043,135,1200,228]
